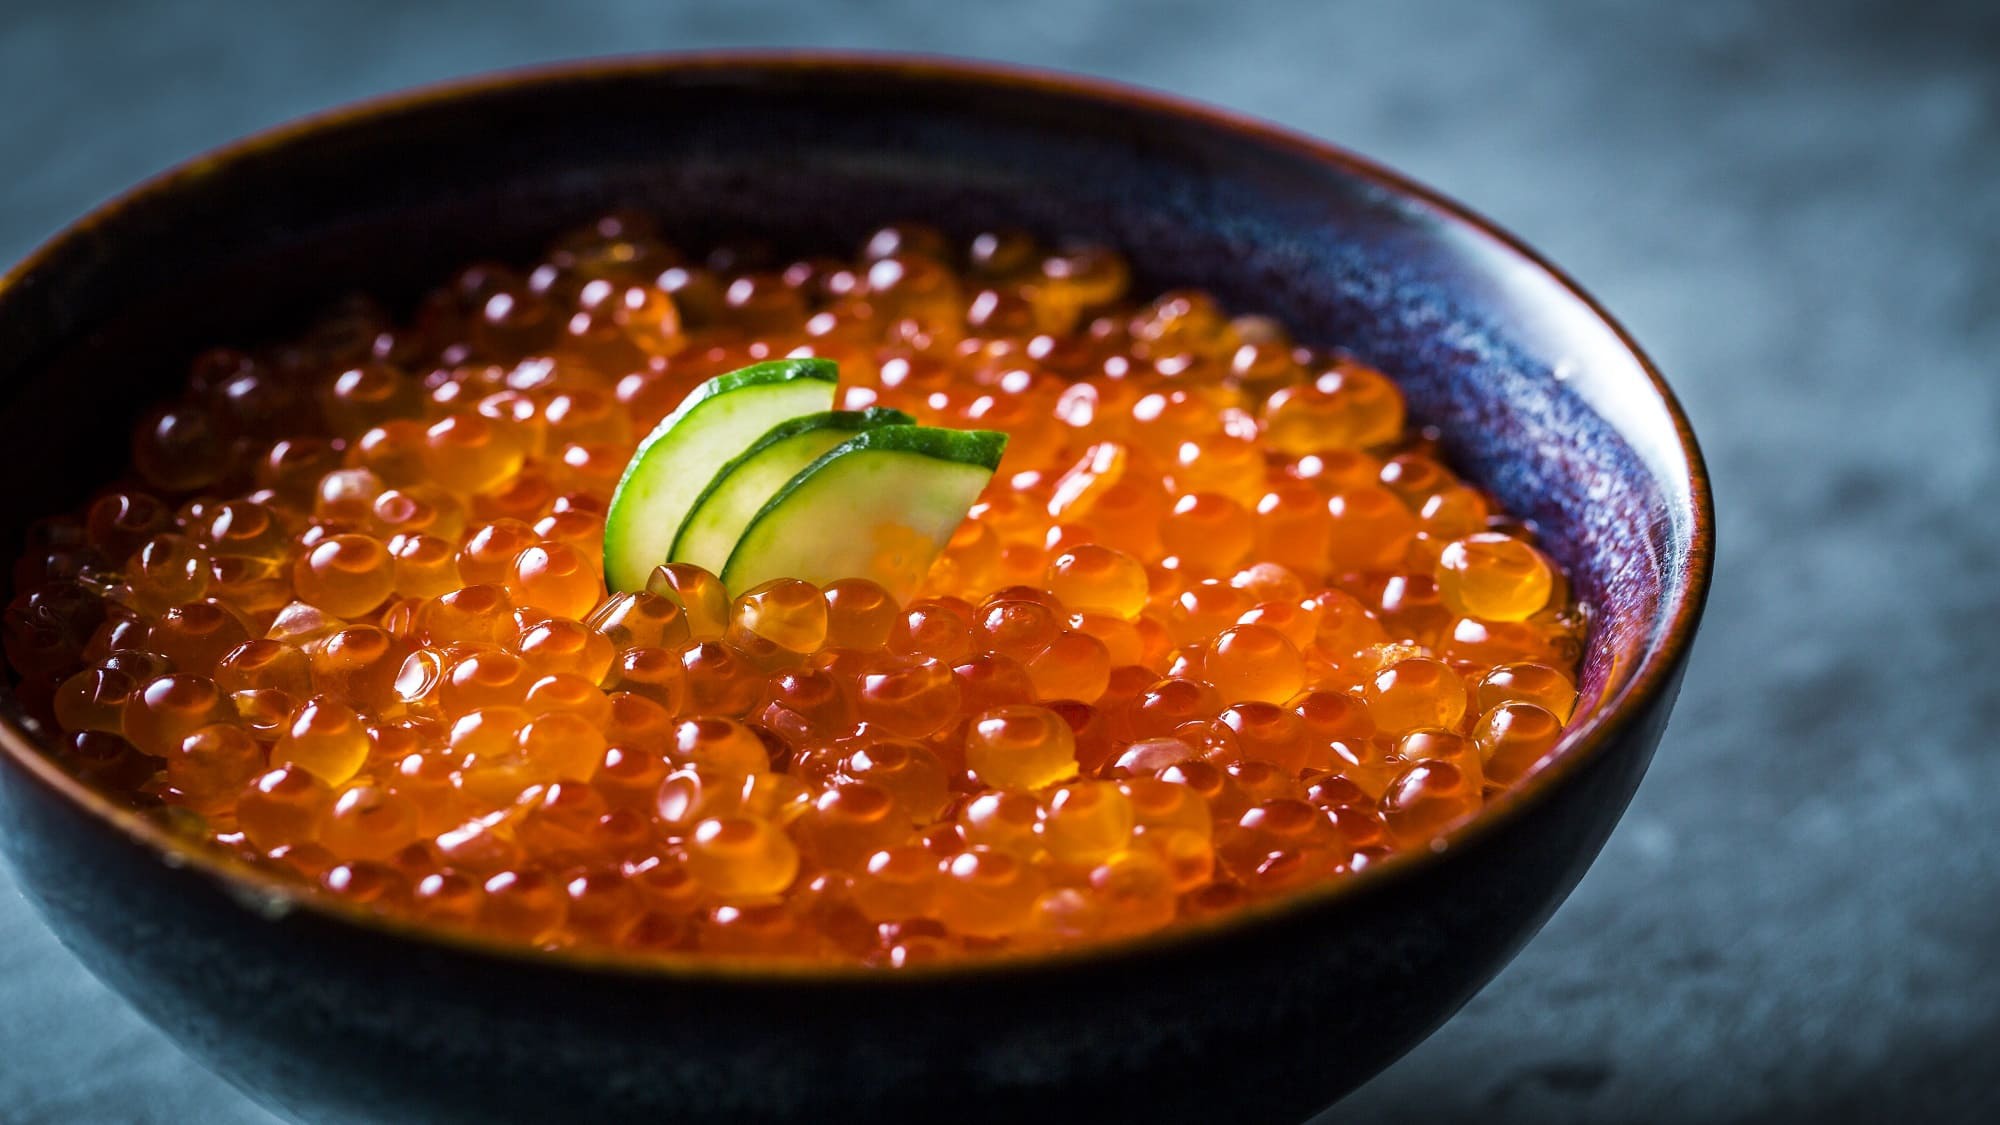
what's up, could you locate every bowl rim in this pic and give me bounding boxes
[0,49,1715,985]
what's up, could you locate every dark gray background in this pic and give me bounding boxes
[3,1,1995,1121]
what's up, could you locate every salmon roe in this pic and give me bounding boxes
[5,218,1585,965]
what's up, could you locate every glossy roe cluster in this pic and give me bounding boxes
[3,216,1586,965]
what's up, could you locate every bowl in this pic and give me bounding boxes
[0,53,1712,1124]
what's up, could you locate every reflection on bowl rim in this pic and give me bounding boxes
[0,50,1715,983]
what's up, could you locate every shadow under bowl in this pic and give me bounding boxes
[0,53,1712,1125]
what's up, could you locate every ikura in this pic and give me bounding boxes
[5,217,1585,965]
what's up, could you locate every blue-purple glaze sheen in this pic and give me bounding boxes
[0,56,1711,1124]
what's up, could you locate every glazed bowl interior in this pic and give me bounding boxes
[0,54,1710,1124]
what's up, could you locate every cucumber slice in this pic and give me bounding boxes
[721,425,1008,602]
[668,407,914,574]
[602,358,838,591]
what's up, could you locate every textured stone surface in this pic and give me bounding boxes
[2,1,1994,1121]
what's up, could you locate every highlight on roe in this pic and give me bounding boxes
[3,213,1589,967]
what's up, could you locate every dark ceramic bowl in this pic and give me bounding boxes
[0,54,1712,1124]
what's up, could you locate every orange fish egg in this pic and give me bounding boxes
[14,217,1586,965]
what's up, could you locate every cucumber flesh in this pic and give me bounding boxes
[720,425,1008,602]
[668,407,914,575]
[601,358,838,591]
